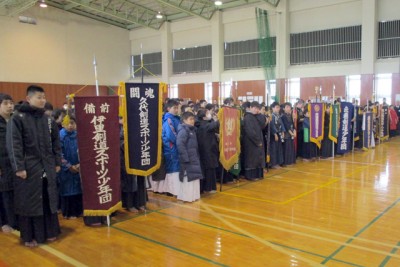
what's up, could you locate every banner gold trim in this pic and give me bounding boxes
[84,201,122,216]
[218,107,241,171]
[309,103,325,149]
[120,82,164,176]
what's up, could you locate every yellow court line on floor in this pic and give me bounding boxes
[219,191,282,204]
[266,175,400,198]
[285,166,364,180]
[280,178,340,204]
[201,202,400,250]
[157,199,400,251]
[215,210,400,259]
[199,202,324,267]
[331,149,400,167]
[220,178,340,205]
[159,200,400,254]
[12,231,88,267]
[331,159,399,167]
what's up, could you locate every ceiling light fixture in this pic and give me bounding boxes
[156,12,163,19]
[39,0,47,8]
[214,0,222,6]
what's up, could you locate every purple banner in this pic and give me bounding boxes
[309,103,324,148]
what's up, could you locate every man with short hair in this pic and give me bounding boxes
[160,99,181,196]
[242,101,266,180]
[199,99,207,108]
[269,102,285,168]
[7,85,61,247]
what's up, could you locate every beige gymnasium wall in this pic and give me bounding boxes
[0,5,131,86]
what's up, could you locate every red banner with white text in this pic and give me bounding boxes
[75,96,121,216]
[218,107,241,170]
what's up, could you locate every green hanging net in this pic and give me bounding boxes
[256,8,276,103]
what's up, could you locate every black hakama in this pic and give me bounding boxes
[283,138,296,165]
[19,179,60,243]
[0,191,16,229]
[244,168,264,180]
[303,141,318,159]
[60,194,83,218]
[202,168,217,192]
[269,139,284,167]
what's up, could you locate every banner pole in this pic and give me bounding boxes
[139,43,144,84]
[352,99,356,152]
[141,176,147,213]
[315,86,318,103]
[319,86,322,103]
[220,168,224,192]
[93,55,100,97]
[94,55,109,226]
[332,85,335,158]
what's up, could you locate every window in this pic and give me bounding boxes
[346,75,361,104]
[288,78,300,105]
[172,45,212,74]
[290,25,362,65]
[266,80,276,105]
[132,52,162,77]
[378,20,400,59]
[375,74,392,105]
[204,82,213,104]
[219,81,232,102]
[224,38,276,70]
[168,84,178,99]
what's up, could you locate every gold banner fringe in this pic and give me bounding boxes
[83,201,122,216]
[309,104,325,149]
[218,107,241,171]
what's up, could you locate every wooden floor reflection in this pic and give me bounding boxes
[2,137,400,266]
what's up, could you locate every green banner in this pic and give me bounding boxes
[329,104,340,143]
[229,161,241,176]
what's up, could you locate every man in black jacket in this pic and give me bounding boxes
[242,101,266,180]
[0,93,16,233]
[6,85,61,247]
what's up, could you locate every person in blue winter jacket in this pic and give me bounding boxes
[59,116,83,219]
[157,99,181,196]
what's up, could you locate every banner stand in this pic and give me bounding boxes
[220,168,225,192]
[217,107,241,192]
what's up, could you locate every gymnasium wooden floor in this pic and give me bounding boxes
[2,137,400,267]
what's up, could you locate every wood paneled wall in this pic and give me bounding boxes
[276,78,286,103]
[4,74,398,110]
[0,82,112,108]
[300,76,345,103]
[235,80,265,103]
[172,74,400,107]
[178,83,204,101]
[212,82,219,103]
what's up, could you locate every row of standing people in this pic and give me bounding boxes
[150,98,271,202]
[0,86,148,247]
